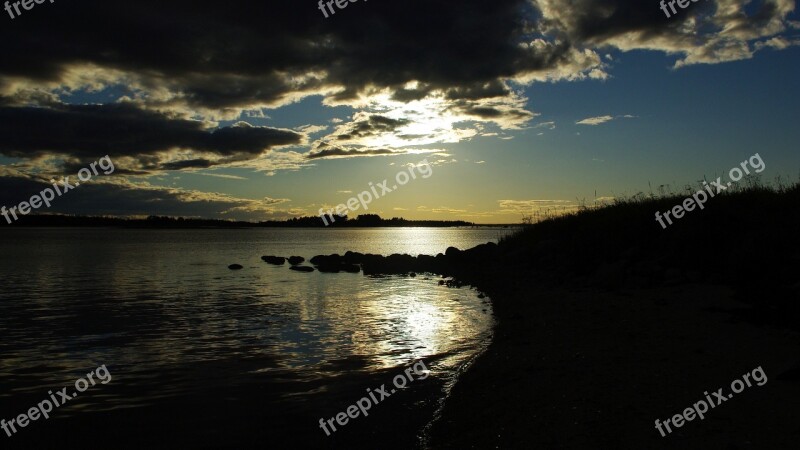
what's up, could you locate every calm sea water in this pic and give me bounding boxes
[0,227,514,448]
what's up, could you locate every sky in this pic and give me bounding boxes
[0,0,798,223]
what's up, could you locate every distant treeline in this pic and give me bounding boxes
[3,213,474,228]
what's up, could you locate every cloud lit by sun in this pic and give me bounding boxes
[309,85,536,159]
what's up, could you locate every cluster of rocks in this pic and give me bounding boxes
[228,242,501,280]
[229,256,310,270]
[309,254,361,273]
[260,255,307,265]
[260,255,315,271]
[343,243,496,276]
[259,256,287,265]
[261,255,285,265]
[311,251,433,276]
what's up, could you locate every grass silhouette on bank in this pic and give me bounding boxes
[495,177,800,327]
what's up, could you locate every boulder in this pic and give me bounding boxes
[228,264,244,270]
[462,242,498,265]
[261,256,286,265]
[445,247,462,257]
[343,251,365,264]
[310,254,342,266]
[288,256,305,265]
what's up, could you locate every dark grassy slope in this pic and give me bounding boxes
[491,182,800,324]
[427,182,800,449]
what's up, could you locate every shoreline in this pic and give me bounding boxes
[420,318,496,448]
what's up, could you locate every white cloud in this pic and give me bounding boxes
[296,124,330,134]
[576,114,636,126]
[754,36,800,51]
[192,172,248,180]
[576,115,614,126]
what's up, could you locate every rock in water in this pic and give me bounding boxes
[288,256,305,265]
[261,256,286,265]
[290,265,314,273]
[445,246,462,258]
[228,264,244,270]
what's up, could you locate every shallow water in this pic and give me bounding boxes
[0,227,512,446]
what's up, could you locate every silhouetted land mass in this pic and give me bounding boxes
[428,181,800,449]
[3,213,473,228]
[303,180,800,449]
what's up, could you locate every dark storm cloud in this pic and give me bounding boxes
[0,103,303,171]
[0,0,793,112]
[0,0,590,111]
